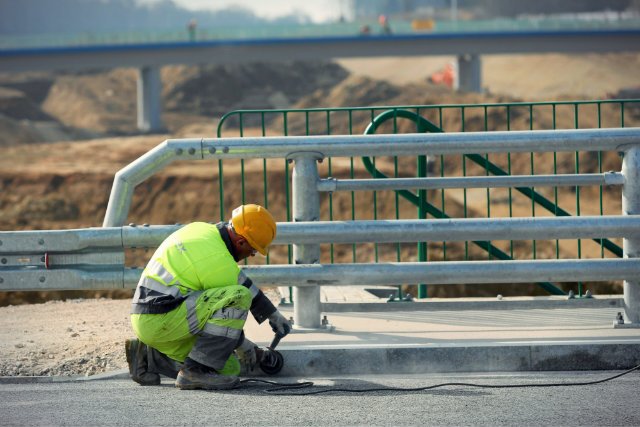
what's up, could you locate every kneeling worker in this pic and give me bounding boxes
[125,204,291,390]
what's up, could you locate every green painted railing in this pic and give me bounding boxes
[216,99,640,298]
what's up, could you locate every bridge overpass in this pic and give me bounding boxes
[2,29,639,132]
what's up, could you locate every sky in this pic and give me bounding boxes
[135,0,350,23]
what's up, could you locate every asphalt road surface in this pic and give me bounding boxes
[1,370,639,426]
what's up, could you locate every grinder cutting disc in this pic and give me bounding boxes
[259,350,284,375]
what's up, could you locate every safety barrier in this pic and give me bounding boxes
[217,100,640,298]
[1,127,640,329]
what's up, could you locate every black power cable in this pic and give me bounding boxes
[240,363,640,395]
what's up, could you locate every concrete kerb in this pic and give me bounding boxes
[276,341,640,376]
[3,341,639,383]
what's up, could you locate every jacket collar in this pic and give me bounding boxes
[216,222,239,261]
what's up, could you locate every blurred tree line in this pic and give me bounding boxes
[352,0,639,19]
[0,0,310,36]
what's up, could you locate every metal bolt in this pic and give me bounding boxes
[38,239,44,245]
[0,277,3,283]
[129,223,137,227]
[175,148,183,155]
[1,258,6,264]
[322,315,328,326]
[188,148,196,155]
[567,290,575,300]
[41,256,45,263]
[289,316,294,325]
[209,147,216,154]
[616,312,624,325]
[222,147,229,153]
[39,276,46,283]
[143,223,149,227]
[584,290,593,298]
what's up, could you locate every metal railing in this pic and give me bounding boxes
[2,127,639,329]
[216,100,640,298]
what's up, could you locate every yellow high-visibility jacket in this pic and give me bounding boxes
[131,222,275,323]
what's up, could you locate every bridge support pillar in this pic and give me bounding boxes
[457,54,482,93]
[622,146,640,325]
[291,153,322,329]
[137,66,162,132]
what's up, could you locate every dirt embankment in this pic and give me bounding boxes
[0,61,349,145]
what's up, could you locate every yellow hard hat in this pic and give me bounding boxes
[231,204,276,256]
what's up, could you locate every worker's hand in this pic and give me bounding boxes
[236,337,258,373]
[268,310,292,337]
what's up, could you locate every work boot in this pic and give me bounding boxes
[147,346,182,379]
[175,359,239,390]
[125,339,161,386]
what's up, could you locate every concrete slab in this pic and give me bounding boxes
[242,298,640,375]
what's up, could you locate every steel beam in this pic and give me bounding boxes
[274,216,640,244]
[2,258,639,292]
[243,259,640,287]
[317,172,625,192]
[102,128,639,227]
[201,128,639,159]
[2,215,638,253]
[623,147,640,324]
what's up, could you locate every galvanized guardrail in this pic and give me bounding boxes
[2,127,640,329]
[216,100,640,300]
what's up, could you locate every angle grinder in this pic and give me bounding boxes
[258,331,285,375]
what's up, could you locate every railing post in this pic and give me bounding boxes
[291,153,322,329]
[622,146,640,325]
[417,154,428,298]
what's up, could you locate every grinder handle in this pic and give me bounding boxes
[267,330,285,350]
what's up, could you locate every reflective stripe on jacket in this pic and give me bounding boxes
[132,222,276,321]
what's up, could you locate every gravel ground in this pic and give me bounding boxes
[0,289,282,378]
[0,299,131,377]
